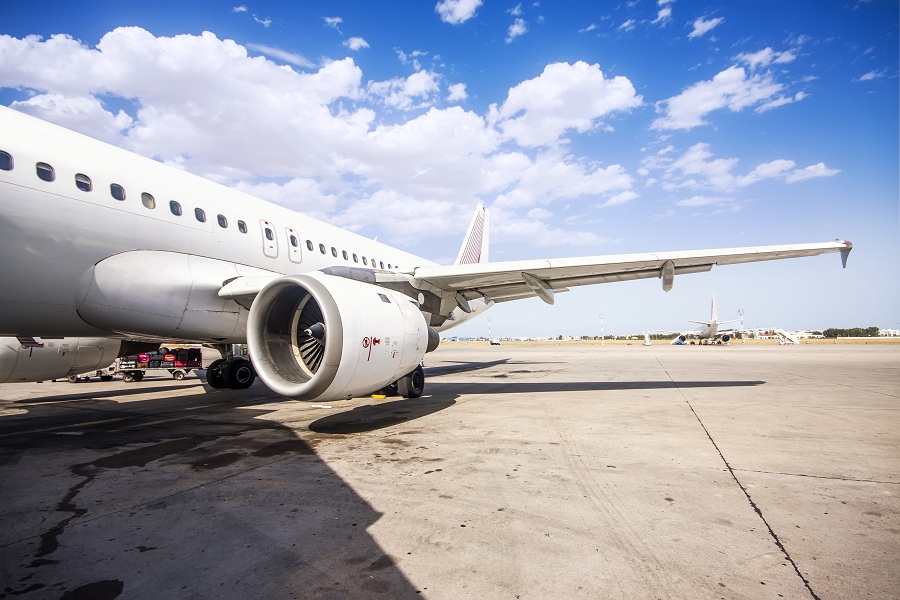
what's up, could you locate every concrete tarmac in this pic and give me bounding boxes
[0,343,897,599]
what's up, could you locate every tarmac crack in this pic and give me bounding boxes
[653,355,822,600]
[683,399,821,600]
[733,468,900,485]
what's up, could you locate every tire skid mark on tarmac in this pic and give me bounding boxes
[537,362,672,598]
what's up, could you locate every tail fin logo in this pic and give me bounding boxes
[455,204,490,265]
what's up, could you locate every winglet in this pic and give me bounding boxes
[838,239,852,269]
[454,204,489,265]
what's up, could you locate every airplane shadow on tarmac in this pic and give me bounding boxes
[308,379,765,436]
[0,379,429,600]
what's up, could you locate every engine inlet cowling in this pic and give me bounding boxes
[247,272,429,401]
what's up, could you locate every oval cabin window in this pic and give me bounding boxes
[0,151,13,171]
[36,162,55,182]
[75,173,92,192]
[110,184,126,201]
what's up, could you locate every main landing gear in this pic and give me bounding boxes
[379,365,425,399]
[206,357,256,390]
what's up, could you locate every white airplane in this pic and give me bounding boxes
[0,107,853,399]
[671,295,738,345]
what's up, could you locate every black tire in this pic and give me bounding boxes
[224,358,256,389]
[397,365,425,398]
[67,375,78,383]
[206,359,227,389]
[132,371,144,382]
[172,370,185,380]
[379,382,400,397]
[100,375,113,382]
[122,372,134,383]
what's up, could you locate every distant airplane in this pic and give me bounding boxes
[0,107,853,397]
[671,295,739,345]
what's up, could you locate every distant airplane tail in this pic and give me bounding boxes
[454,204,489,265]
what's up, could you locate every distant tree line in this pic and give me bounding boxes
[822,327,880,338]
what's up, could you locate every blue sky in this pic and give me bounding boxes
[1,0,897,337]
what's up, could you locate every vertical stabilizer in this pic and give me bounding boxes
[710,294,718,322]
[454,204,490,265]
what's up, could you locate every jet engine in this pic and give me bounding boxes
[247,272,438,401]
[720,334,731,343]
[0,337,159,383]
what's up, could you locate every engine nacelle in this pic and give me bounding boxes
[720,334,731,343]
[247,272,433,401]
[0,337,157,383]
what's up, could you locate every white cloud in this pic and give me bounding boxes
[9,94,133,144]
[232,6,247,13]
[494,149,634,210]
[435,0,483,24]
[396,48,427,70]
[857,68,888,81]
[737,47,797,70]
[496,61,642,147]
[676,195,724,207]
[343,37,369,51]
[755,90,807,113]
[652,7,673,25]
[688,16,724,39]
[644,143,840,191]
[253,15,272,27]
[491,207,611,247]
[447,82,467,102]
[510,3,524,16]
[324,16,343,31]
[600,190,639,207]
[784,162,841,183]
[506,18,528,43]
[246,43,315,68]
[335,190,466,243]
[367,70,441,110]
[618,19,636,32]
[579,23,599,33]
[652,66,784,130]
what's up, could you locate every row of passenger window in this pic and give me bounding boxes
[1,149,398,270]
[3,151,251,231]
[296,236,394,269]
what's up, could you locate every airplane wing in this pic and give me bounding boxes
[412,240,852,305]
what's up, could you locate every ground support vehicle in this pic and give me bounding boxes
[115,347,203,381]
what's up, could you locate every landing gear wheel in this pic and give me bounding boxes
[379,382,400,397]
[397,365,425,399]
[224,358,256,389]
[206,359,227,389]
